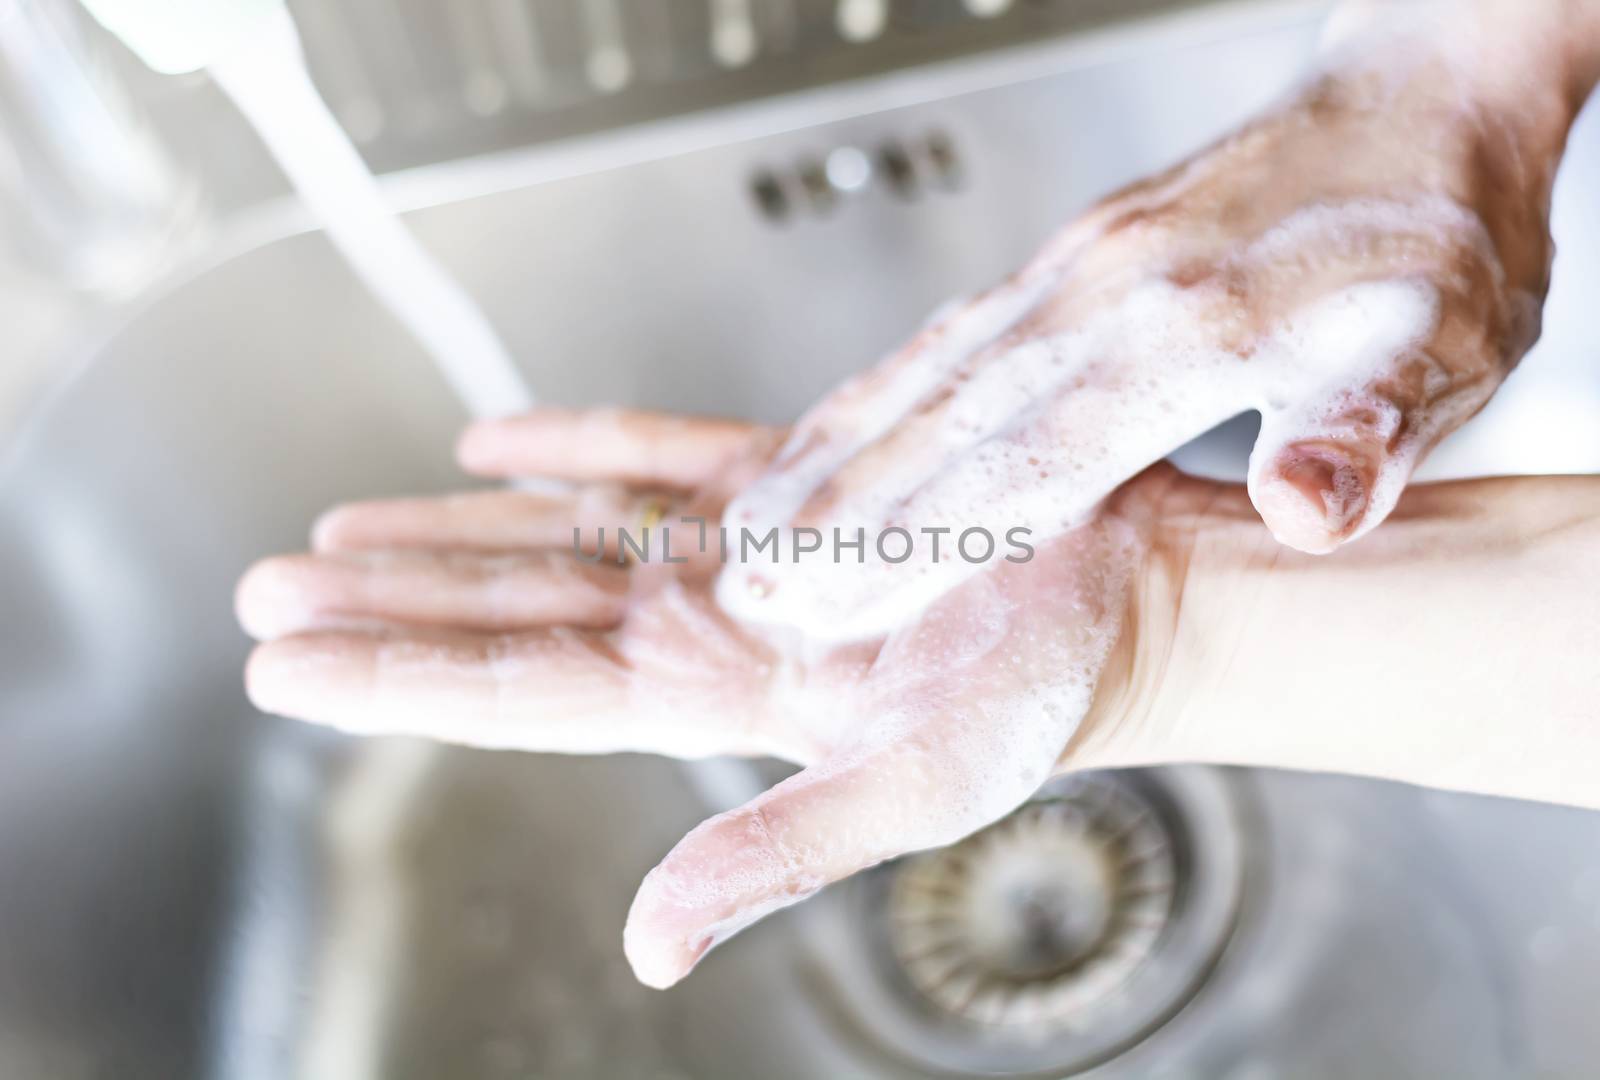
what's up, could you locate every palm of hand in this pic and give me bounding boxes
[238,410,1164,987]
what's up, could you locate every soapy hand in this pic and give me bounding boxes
[716,4,1569,642]
[238,408,1186,988]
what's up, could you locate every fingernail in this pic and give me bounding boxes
[1254,443,1375,554]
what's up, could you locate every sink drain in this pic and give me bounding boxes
[801,768,1249,1077]
[888,777,1178,1029]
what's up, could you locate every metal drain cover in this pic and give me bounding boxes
[889,780,1178,1029]
[802,768,1250,1077]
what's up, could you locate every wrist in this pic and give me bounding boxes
[1061,475,1259,774]
[1308,0,1594,293]
[1113,475,1600,807]
[1322,0,1598,128]
[1451,0,1600,128]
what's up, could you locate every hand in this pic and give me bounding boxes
[237,408,1187,988]
[714,0,1585,643]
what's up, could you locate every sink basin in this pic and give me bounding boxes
[3,5,1599,1077]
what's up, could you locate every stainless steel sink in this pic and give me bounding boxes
[3,4,1600,1078]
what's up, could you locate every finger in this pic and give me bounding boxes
[724,271,1060,535]
[728,217,1116,536]
[310,487,640,555]
[456,407,769,489]
[246,629,633,751]
[624,706,1068,989]
[236,550,628,640]
[778,250,1135,533]
[785,328,1087,530]
[719,367,1233,642]
[1248,348,1502,554]
[1238,195,1530,553]
[244,622,768,757]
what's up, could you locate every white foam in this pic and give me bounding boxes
[723,269,1064,536]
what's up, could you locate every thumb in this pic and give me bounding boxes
[623,716,1059,989]
[1247,359,1498,554]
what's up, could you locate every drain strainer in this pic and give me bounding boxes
[888,779,1178,1029]
[802,768,1250,1077]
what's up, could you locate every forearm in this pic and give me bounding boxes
[1097,475,1600,808]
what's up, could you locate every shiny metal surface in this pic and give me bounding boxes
[3,6,1600,1079]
